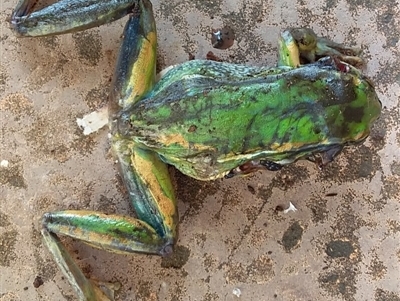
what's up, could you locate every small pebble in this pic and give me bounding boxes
[232,287,241,297]
[0,160,9,167]
[283,202,297,214]
[33,276,44,288]
[211,27,235,49]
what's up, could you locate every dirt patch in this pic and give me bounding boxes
[225,255,274,284]
[161,245,191,269]
[0,229,18,266]
[0,160,27,189]
[0,93,34,116]
[281,221,304,252]
[375,288,400,301]
[72,30,103,66]
[326,240,354,258]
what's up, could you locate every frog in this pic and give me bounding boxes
[10,0,381,300]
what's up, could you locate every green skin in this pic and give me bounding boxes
[11,0,381,300]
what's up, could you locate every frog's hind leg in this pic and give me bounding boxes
[10,0,138,37]
[278,28,363,67]
[108,0,157,115]
[78,0,157,136]
[11,0,157,108]
[42,144,177,257]
[46,1,173,296]
[42,142,178,300]
[42,230,120,301]
[32,1,169,300]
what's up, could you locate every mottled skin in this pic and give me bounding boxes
[10,0,381,300]
[119,59,379,179]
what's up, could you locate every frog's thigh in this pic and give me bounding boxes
[41,145,178,298]
[109,0,157,112]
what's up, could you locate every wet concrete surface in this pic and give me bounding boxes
[1,0,400,300]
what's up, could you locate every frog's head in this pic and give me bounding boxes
[274,57,382,168]
[328,57,381,144]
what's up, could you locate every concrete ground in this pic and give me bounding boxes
[1,0,399,300]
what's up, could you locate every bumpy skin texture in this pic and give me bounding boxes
[118,58,381,180]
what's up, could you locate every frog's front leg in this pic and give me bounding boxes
[278,28,363,67]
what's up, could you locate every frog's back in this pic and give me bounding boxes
[122,60,381,180]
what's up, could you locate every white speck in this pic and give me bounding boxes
[76,106,108,135]
[0,160,9,167]
[232,288,241,297]
[283,202,297,214]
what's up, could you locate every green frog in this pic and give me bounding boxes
[11,0,381,299]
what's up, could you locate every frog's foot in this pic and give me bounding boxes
[314,34,363,67]
[279,28,363,68]
[92,280,121,301]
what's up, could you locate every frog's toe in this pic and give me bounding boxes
[315,36,363,67]
[335,54,364,68]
